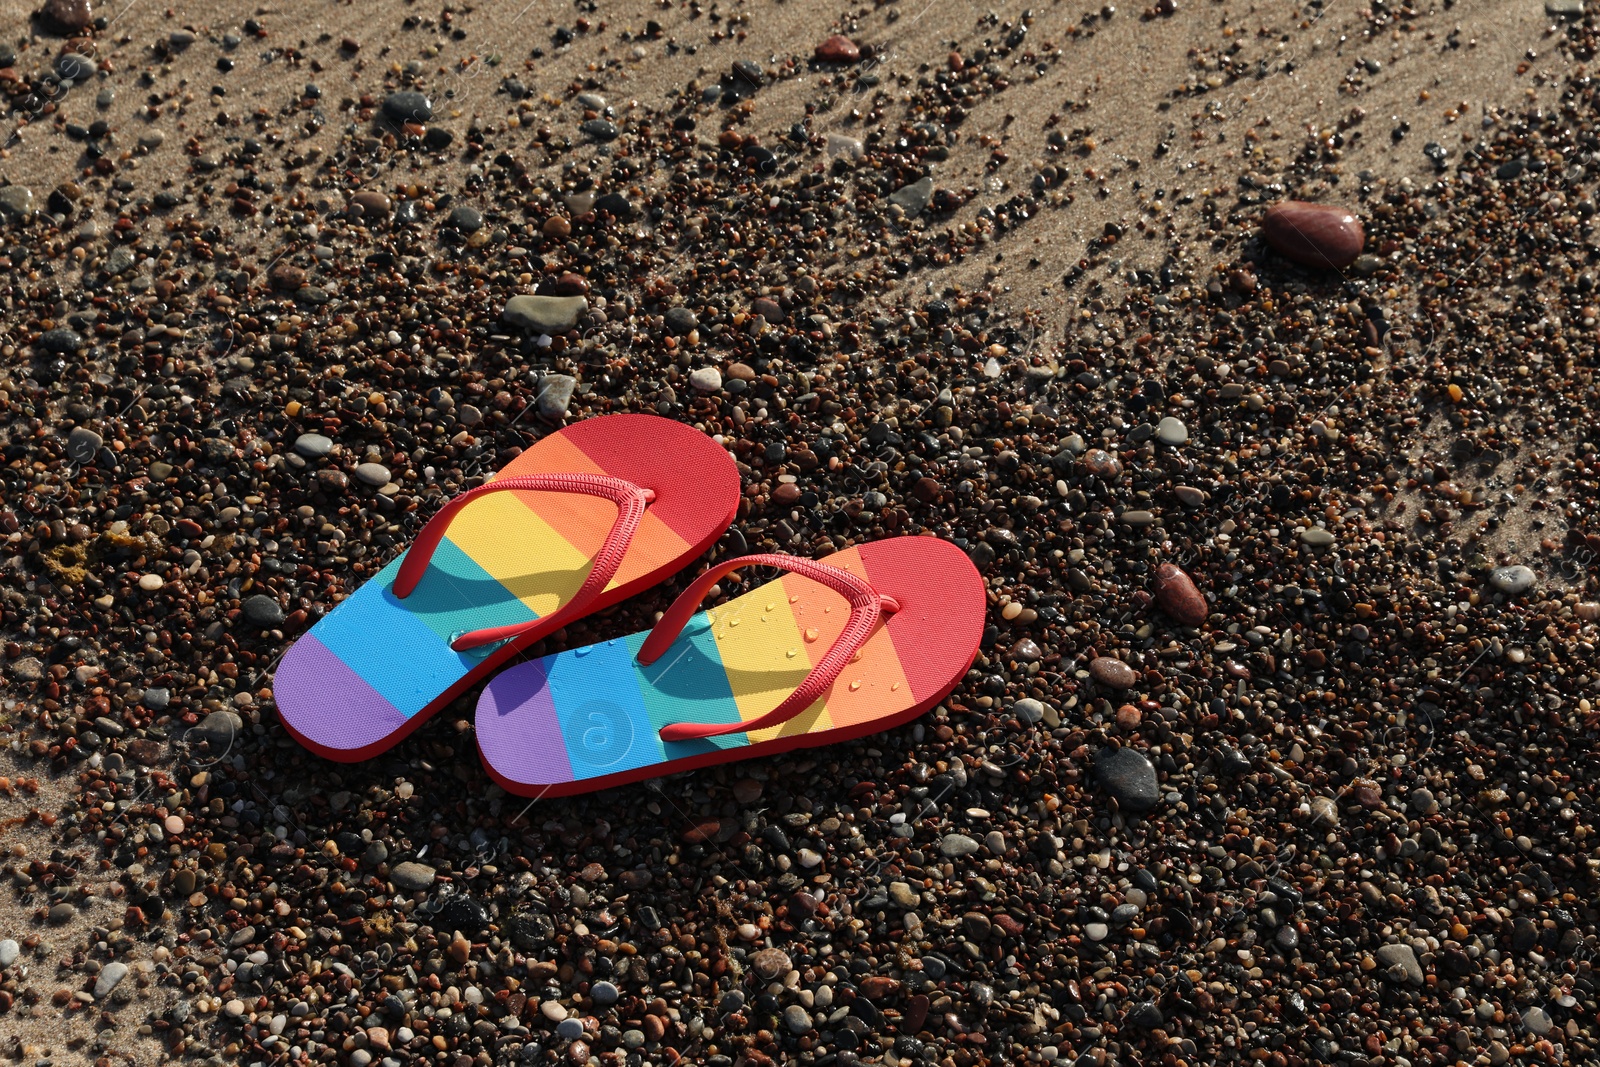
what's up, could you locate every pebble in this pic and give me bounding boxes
[750,947,791,980]
[197,710,243,747]
[382,91,433,124]
[138,573,165,591]
[0,186,35,222]
[1300,527,1336,547]
[1155,416,1188,445]
[242,595,286,628]
[56,52,97,82]
[294,433,334,458]
[1088,656,1139,689]
[537,374,577,418]
[1153,563,1207,626]
[351,191,392,218]
[65,426,102,462]
[689,367,723,394]
[939,833,981,857]
[782,1005,811,1034]
[41,0,94,31]
[591,981,619,1006]
[1548,0,1584,15]
[580,119,619,142]
[1262,200,1365,270]
[1375,943,1424,984]
[447,206,482,232]
[1489,565,1535,595]
[665,307,699,335]
[1011,697,1045,723]
[889,176,935,216]
[1095,748,1160,811]
[390,862,437,891]
[94,961,129,998]
[889,882,919,908]
[38,327,84,353]
[503,294,588,332]
[815,35,861,63]
[354,462,392,487]
[0,940,17,967]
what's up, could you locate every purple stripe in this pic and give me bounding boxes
[275,634,410,754]
[476,661,575,787]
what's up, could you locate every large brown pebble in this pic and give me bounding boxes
[1262,201,1364,270]
[815,35,861,63]
[911,477,943,503]
[1153,564,1207,626]
[1088,656,1139,690]
[41,0,93,31]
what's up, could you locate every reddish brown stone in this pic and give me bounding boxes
[40,0,92,32]
[1153,563,1207,626]
[1262,200,1364,270]
[858,976,901,1000]
[771,483,801,505]
[1088,656,1138,690]
[815,35,861,63]
[911,476,943,503]
[751,296,784,322]
[544,272,589,296]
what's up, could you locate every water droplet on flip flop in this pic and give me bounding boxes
[804,628,820,642]
[849,679,863,691]
[786,648,798,659]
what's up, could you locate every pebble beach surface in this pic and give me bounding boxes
[4,2,1600,1067]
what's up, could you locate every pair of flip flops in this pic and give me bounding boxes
[274,415,985,797]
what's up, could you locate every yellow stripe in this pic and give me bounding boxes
[709,580,831,741]
[446,490,591,617]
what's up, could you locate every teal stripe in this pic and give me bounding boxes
[626,618,748,754]
[313,555,483,718]
[400,535,541,646]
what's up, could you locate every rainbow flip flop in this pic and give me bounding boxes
[474,536,986,797]
[273,414,739,761]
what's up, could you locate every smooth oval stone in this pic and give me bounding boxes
[351,190,392,217]
[1153,563,1207,626]
[42,0,94,32]
[1011,697,1044,724]
[383,91,432,124]
[580,119,619,141]
[56,52,96,82]
[504,294,588,332]
[1489,565,1536,595]
[66,426,102,461]
[354,462,391,487]
[1095,747,1160,811]
[1300,527,1336,547]
[447,205,482,232]
[1262,201,1364,270]
[1088,656,1139,690]
[294,432,333,458]
[1155,416,1188,445]
[689,367,723,394]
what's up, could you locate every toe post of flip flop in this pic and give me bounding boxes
[272,414,740,762]
[475,535,986,797]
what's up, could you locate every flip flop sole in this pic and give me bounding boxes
[273,414,739,761]
[476,536,985,796]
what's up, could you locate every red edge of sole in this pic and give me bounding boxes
[272,497,739,763]
[478,640,982,800]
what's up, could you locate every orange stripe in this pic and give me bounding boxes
[781,549,912,731]
[503,433,694,592]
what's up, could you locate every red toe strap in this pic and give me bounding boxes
[395,472,654,651]
[637,553,899,742]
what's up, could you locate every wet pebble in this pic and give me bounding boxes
[241,595,286,628]
[1262,200,1365,270]
[1095,748,1160,811]
[1088,656,1139,689]
[383,91,432,124]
